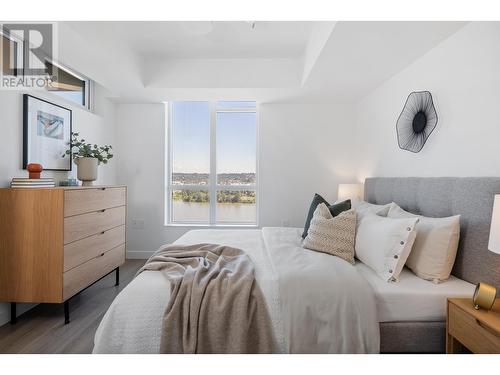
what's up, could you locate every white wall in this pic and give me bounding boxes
[0,84,117,187]
[116,101,357,257]
[114,103,176,257]
[355,22,500,180]
[259,103,357,227]
[0,84,117,326]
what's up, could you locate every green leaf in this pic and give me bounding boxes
[65,132,113,164]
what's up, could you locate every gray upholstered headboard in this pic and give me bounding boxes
[364,177,500,289]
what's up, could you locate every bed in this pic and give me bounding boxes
[93,177,500,353]
[94,227,380,353]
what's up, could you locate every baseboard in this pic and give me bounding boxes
[126,250,154,259]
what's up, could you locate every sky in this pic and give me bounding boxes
[172,101,256,174]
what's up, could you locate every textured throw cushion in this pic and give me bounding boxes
[302,193,351,238]
[303,203,356,264]
[355,213,419,281]
[388,204,460,283]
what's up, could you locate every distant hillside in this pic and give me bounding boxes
[172,190,255,204]
[171,172,256,204]
[172,172,255,185]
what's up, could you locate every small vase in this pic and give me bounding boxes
[75,157,98,186]
[27,163,43,179]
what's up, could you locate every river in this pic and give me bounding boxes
[172,201,256,223]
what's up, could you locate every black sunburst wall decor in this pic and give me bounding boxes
[396,91,438,153]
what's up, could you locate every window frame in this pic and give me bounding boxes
[165,101,259,227]
[45,59,93,111]
[1,31,21,76]
[1,27,22,76]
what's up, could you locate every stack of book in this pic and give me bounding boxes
[11,178,56,188]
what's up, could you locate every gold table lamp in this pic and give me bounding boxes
[474,195,500,310]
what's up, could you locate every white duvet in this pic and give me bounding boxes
[93,228,379,353]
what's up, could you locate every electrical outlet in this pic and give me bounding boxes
[131,219,145,230]
[281,219,290,227]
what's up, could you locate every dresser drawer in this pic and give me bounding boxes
[448,302,500,353]
[64,225,125,272]
[63,244,125,300]
[64,205,126,244]
[64,187,126,217]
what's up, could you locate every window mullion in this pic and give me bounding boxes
[166,102,173,225]
[209,101,217,225]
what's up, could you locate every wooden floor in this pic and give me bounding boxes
[0,259,144,354]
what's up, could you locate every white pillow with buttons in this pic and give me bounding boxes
[355,212,419,282]
[387,204,460,283]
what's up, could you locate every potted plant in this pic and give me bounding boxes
[63,132,113,186]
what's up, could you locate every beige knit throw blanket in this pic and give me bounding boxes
[137,243,275,354]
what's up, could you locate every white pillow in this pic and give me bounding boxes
[353,201,395,229]
[355,213,419,282]
[354,200,395,217]
[303,204,356,264]
[387,204,460,283]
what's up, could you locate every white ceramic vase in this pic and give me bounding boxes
[75,157,98,186]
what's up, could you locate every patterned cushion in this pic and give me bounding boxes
[303,203,356,264]
[302,193,351,238]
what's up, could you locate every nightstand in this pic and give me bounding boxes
[446,298,500,353]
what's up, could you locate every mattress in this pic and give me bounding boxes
[355,262,475,322]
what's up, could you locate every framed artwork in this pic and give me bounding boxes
[23,94,72,171]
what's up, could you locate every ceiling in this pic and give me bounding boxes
[302,21,468,101]
[67,21,315,59]
[60,21,468,103]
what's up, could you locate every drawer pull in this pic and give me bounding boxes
[100,188,106,191]
[99,209,106,213]
[100,230,106,235]
[476,319,500,338]
[99,253,105,257]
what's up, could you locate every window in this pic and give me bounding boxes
[1,29,92,109]
[46,61,91,109]
[1,34,19,76]
[167,100,258,226]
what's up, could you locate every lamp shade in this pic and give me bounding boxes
[337,183,363,203]
[488,195,500,254]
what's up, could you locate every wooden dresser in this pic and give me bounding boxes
[0,185,126,324]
